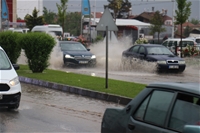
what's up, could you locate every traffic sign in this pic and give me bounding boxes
[96,7,118,31]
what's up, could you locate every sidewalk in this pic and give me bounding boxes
[19,76,132,105]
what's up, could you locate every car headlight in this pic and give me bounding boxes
[65,54,74,59]
[91,55,96,59]
[157,61,167,64]
[179,60,185,64]
[9,77,20,86]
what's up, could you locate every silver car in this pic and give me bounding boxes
[101,82,200,133]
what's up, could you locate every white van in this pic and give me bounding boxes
[0,46,21,109]
[31,24,63,38]
[162,38,196,56]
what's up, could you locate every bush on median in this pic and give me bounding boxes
[19,32,56,73]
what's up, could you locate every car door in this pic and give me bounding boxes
[123,45,140,61]
[138,46,147,60]
[126,90,178,133]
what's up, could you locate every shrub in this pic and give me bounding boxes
[0,31,22,64]
[20,32,56,73]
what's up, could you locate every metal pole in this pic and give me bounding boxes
[0,0,1,31]
[80,15,83,35]
[172,0,175,38]
[105,26,108,88]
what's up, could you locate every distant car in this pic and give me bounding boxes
[122,44,186,73]
[161,38,196,56]
[101,82,200,133]
[186,37,200,50]
[59,41,96,67]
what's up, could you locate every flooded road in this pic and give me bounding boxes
[0,83,123,132]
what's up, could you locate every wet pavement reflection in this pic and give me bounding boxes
[0,83,124,132]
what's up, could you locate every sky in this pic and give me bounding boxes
[17,0,200,20]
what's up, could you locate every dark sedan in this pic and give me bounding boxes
[122,44,186,73]
[101,82,200,133]
[59,41,96,67]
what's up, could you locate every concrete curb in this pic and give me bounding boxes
[19,76,132,105]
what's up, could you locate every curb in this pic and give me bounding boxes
[19,76,132,105]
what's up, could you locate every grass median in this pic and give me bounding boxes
[17,65,146,98]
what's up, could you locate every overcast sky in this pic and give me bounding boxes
[17,0,200,20]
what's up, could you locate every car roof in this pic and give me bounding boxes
[164,38,194,41]
[59,41,82,45]
[147,82,200,95]
[135,44,163,47]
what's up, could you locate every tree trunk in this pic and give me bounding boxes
[158,32,160,44]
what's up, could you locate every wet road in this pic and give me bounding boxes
[0,83,123,132]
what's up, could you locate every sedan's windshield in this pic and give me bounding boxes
[0,49,11,70]
[147,46,173,55]
[60,42,87,51]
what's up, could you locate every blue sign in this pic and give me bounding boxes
[81,0,91,15]
[2,0,9,19]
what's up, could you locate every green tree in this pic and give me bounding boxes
[149,11,166,43]
[175,0,191,57]
[184,25,192,37]
[56,0,68,32]
[107,0,131,19]
[43,7,57,24]
[189,18,199,25]
[65,12,81,36]
[24,7,45,31]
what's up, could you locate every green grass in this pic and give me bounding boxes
[17,65,146,98]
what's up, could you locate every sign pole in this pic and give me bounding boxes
[105,26,108,88]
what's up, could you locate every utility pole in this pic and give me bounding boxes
[172,0,175,38]
[0,0,2,31]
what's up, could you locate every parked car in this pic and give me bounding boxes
[101,82,200,133]
[0,46,21,109]
[161,38,196,56]
[59,41,96,67]
[122,44,186,73]
[186,37,200,50]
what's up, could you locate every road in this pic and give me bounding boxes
[0,83,123,132]
[18,41,200,85]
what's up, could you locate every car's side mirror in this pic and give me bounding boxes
[183,125,200,133]
[13,64,20,70]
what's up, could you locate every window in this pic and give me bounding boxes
[0,50,11,70]
[130,45,140,53]
[169,93,200,132]
[134,90,174,127]
[162,41,168,47]
[139,46,145,54]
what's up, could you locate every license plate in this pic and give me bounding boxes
[0,95,2,100]
[169,65,179,69]
[79,61,88,64]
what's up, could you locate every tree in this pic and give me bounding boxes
[189,18,199,25]
[65,12,81,36]
[43,7,57,24]
[149,11,166,43]
[175,0,191,57]
[24,7,45,31]
[184,25,192,37]
[107,0,131,19]
[56,0,68,33]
